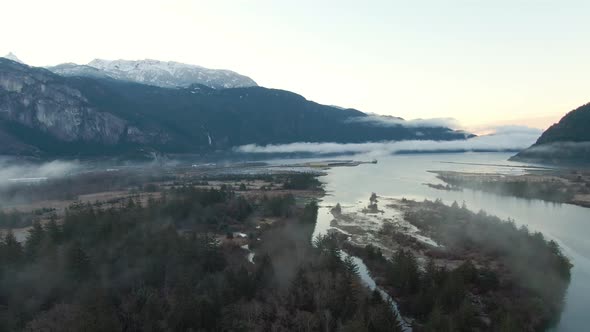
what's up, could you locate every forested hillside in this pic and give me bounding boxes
[513,102,590,163]
[0,183,401,331]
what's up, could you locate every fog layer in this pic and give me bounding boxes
[348,114,461,129]
[0,158,80,185]
[235,126,542,157]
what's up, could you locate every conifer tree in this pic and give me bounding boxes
[45,214,62,244]
[1,231,23,266]
[25,221,45,261]
[67,242,91,281]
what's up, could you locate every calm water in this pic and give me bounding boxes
[306,152,589,332]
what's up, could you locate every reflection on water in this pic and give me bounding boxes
[310,152,588,332]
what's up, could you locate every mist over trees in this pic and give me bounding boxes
[0,184,402,331]
[353,199,572,331]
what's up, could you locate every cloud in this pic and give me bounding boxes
[516,141,590,159]
[234,125,542,158]
[347,114,462,129]
[473,125,544,136]
[0,158,80,185]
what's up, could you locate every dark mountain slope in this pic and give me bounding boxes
[535,103,590,144]
[512,103,590,164]
[0,58,467,157]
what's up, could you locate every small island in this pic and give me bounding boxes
[330,194,572,331]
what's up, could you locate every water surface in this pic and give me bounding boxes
[309,152,588,332]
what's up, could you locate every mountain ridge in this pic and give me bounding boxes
[0,57,468,158]
[48,58,257,89]
[3,52,23,64]
[512,102,590,164]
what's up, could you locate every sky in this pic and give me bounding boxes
[1,0,589,131]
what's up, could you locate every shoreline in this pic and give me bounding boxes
[430,169,590,209]
[325,194,571,331]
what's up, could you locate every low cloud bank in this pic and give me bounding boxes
[0,158,80,185]
[348,114,461,129]
[235,126,542,157]
[514,141,590,161]
[525,141,590,152]
[477,125,544,136]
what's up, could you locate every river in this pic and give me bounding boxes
[303,152,589,332]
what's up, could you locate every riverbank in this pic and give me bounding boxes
[0,167,412,330]
[431,169,590,208]
[328,194,572,331]
[0,160,326,238]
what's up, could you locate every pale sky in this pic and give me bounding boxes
[2,0,589,130]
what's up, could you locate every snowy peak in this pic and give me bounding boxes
[85,58,258,89]
[3,52,23,64]
[88,58,204,72]
[48,62,111,79]
[47,58,257,89]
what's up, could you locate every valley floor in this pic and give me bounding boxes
[0,159,573,331]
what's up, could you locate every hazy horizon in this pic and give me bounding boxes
[2,0,588,130]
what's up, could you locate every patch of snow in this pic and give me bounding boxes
[3,52,23,64]
[84,58,257,89]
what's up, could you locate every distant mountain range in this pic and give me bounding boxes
[47,58,258,89]
[512,102,590,164]
[0,54,468,158]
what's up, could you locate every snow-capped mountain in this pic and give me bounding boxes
[0,57,467,157]
[48,62,112,79]
[48,58,257,89]
[3,52,23,64]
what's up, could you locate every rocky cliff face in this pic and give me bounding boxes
[0,59,131,145]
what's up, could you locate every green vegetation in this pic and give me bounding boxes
[535,102,590,145]
[261,194,296,217]
[0,183,402,331]
[354,246,495,331]
[352,199,572,331]
[0,210,38,229]
[438,174,576,204]
[283,173,323,190]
